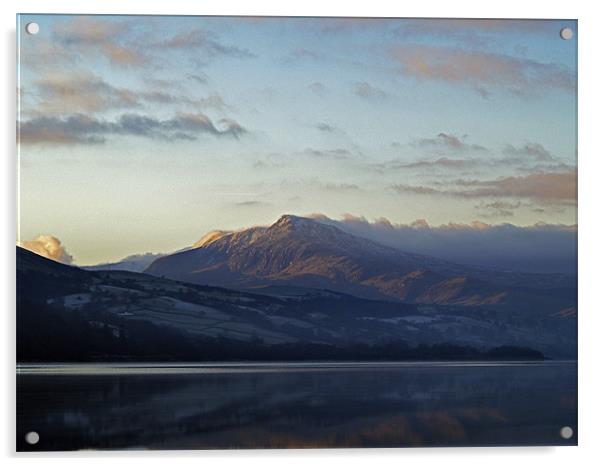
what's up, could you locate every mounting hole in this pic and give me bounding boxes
[25,22,40,35]
[560,27,573,40]
[560,426,574,439]
[25,431,40,445]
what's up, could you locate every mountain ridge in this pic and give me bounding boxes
[145,215,575,309]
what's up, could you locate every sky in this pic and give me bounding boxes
[17,15,577,265]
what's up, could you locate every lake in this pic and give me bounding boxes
[16,361,577,451]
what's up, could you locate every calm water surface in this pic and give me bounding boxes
[16,361,577,450]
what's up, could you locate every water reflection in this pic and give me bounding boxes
[17,362,577,450]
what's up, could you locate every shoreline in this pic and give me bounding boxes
[16,360,576,375]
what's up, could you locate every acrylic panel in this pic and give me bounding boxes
[16,15,577,451]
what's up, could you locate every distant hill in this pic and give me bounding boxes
[83,252,166,273]
[146,215,576,311]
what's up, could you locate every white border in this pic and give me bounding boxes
[2,1,601,464]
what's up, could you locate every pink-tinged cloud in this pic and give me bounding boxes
[32,72,139,114]
[453,171,577,202]
[18,235,73,264]
[393,170,577,204]
[390,45,575,96]
[23,71,231,117]
[55,17,146,67]
[413,133,487,152]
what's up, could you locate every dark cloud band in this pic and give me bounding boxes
[19,112,248,145]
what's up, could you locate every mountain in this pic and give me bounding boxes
[145,215,575,310]
[193,230,231,248]
[83,252,166,273]
[17,246,574,360]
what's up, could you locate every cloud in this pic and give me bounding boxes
[285,48,323,63]
[217,118,247,137]
[413,133,487,152]
[503,142,554,162]
[392,185,441,195]
[56,17,124,45]
[519,162,574,174]
[477,201,522,210]
[353,81,387,100]
[138,90,230,111]
[315,122,341,133]
[19,112,248,145]
[390,45,575,96]
[235,200,268,207]
[31,72,139,114]
[375,139,570,175]
[26,72,231,115]
[188,73,209,85]
[55,17,146,67]
[19,40,78,70]
[308,82,327,95]
[18,115,110,145]
[18,235,73,264]
[372,136,570,177]
[323,183,361,192]
[308,214,576,273]
[387,157,473,170]
[252,158,285,169]
[395,19,555,47]
[159,29,255,58]
[303,148,355,160]
[309,17,392,34]
[252,160,269,169]
[102,42,145,66]
[48,19,256,71]
[475,201,523,218]
[453,171,577,202]
[392,170,576,204]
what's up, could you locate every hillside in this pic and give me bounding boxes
[17,247,575,360]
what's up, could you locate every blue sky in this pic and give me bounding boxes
[17,15,577,265]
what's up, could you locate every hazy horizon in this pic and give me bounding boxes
[16,212,577,275]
